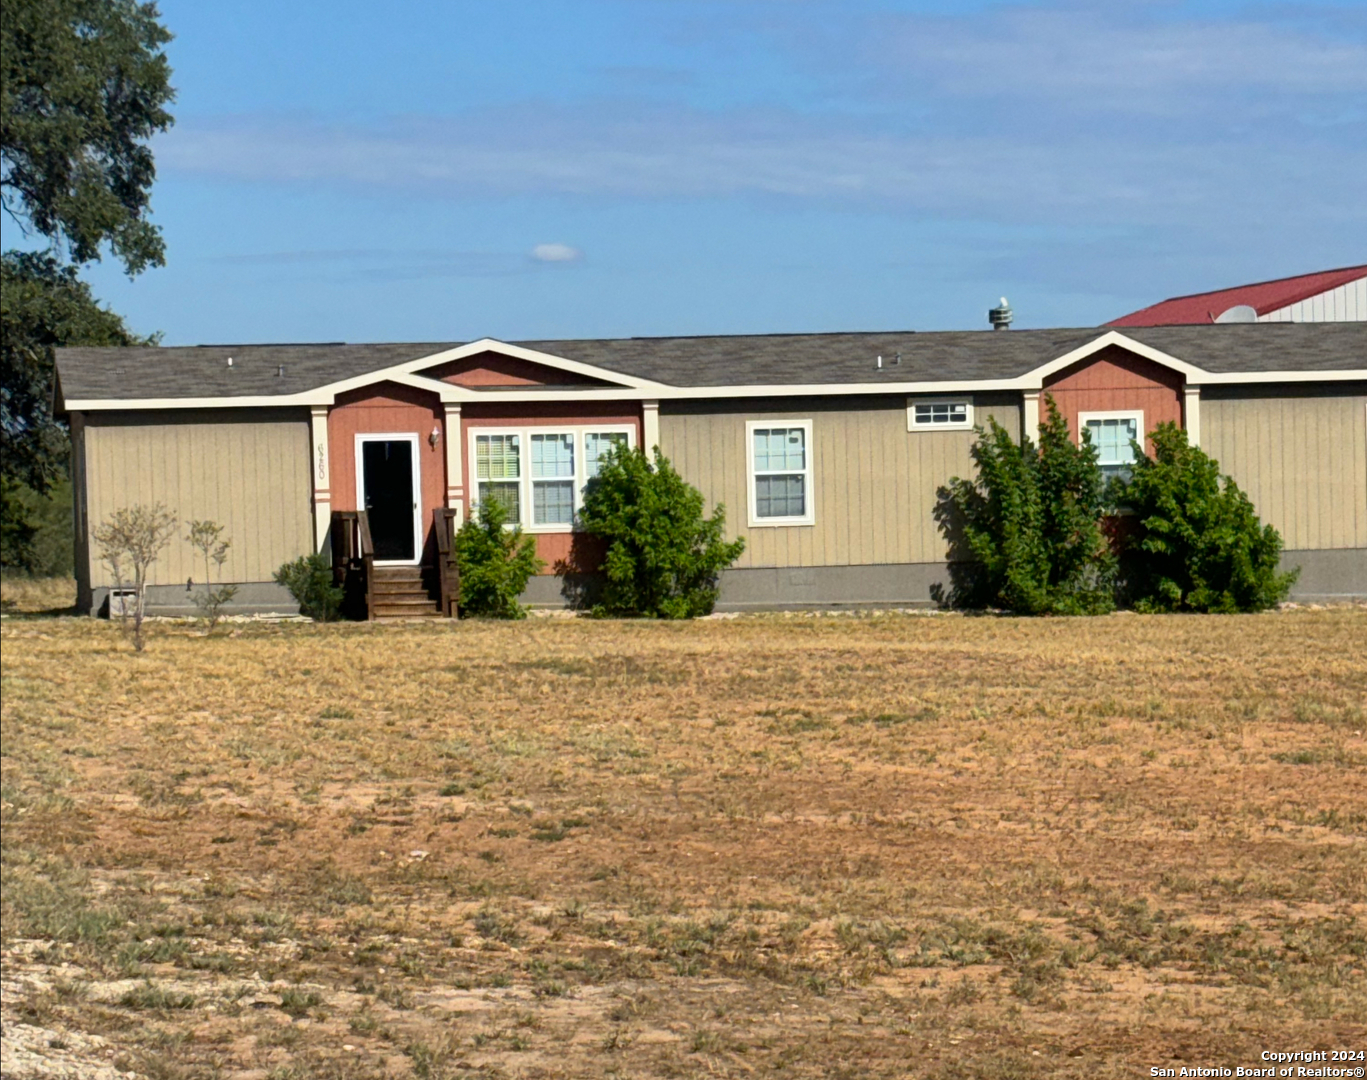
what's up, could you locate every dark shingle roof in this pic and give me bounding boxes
[55,323,1366,403]
[55,342,459,401]
[517,329,1099,386]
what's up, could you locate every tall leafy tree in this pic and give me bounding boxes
[1,0,172,570]
[1118,423,1296,613]
[2,252,139,488]
[2,0,174,273]
[939,397,1114,614]
[1,252,141,569]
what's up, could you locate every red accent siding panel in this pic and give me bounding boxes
[461,402,642,568]
[1042,346,1183,452]
[422,351,610,388]
[328,382,445,549]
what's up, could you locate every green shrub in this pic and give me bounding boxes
[1117,422,1296,612]
[577,445,745,618]
[454,497,543,619]
[0,477,74,576]
[940,398,1114,614]
[273,552,344,621]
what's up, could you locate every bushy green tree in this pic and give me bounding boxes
[1118,422,1296,613]
[941,398,1114,614]
[455,497,544,619]
[3,0,173,571]
[1,475,74,574]
[2,0,175,273]
[2,255,143,486]
[273,553,343,622]
[577,445,745,618]
[1035,401,1115,610]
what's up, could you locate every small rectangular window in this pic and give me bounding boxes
[748,421,814,526]
[908,399,972,431]
[1080,411,1143,481]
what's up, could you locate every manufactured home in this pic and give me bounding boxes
[54,323,1367,616]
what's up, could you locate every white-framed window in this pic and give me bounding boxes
[530,432,576,526]
[908,398,973,431]
[469,425,635,531]
[474,432,523,525]
[585,431,630,478]
[1079,410,1144,480]
[747,420,814,527]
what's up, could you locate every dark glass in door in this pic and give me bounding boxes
[361,440,416,560]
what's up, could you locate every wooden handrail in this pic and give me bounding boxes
[433,507,460,618]
[356,510,375,620]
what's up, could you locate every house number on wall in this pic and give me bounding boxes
[316,443,327,483]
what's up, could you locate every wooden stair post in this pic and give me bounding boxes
[434,507,460,618]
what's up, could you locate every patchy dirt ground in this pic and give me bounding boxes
[1,597,1364,1078]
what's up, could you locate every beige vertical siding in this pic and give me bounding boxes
[1201,388,1367,551]
[83,409,312,586]
[660,395,1020,568]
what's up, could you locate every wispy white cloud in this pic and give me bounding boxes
[530,242,582,262]
[152,0,1366,301]
[157,100,1365,230]
[863,5,1367,110]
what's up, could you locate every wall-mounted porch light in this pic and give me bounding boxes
[429,425,442,448]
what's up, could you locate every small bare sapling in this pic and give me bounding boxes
[92,503,178,651]
[186,519,239,629]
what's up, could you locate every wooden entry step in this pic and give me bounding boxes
[332,509,461,621]
[370,566,442,619]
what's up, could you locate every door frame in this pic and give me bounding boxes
[354,432,422,566]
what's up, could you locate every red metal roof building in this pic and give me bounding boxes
[1109,265,1367,327]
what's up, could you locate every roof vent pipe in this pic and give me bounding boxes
[226,356,234,367]
[876,354,883,369]
[277,365,284,377]
[989,297,1013,330]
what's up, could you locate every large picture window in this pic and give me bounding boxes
[1079,410,1144,480]
[470,426,635,531]
[747,420,814,527]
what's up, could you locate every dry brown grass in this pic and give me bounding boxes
[0,575,77,615]
[1,608,1364,1079]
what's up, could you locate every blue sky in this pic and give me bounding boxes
[73,0,1367,344]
